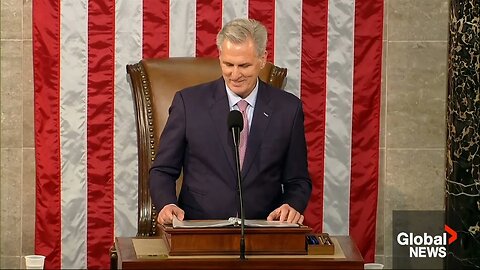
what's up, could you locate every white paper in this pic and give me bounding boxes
[172,216,299,228]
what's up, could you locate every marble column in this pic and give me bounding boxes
[445,1,480,269]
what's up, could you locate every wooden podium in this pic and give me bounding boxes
[112,227,365,270]
[161,225,311,255]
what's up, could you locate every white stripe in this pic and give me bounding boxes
[114,0,142,237]
[169,0,196,57]
[222,0,248,25]
[60,0,88,268]
[274,0,302,97]
[323,0,355,235]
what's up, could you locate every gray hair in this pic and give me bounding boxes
[216,18,267,57]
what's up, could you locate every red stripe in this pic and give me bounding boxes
[33,0,62,268]
[196,0,222,57]
[87,1,115,268]
[248,0,275,62]
[143,0,169,58]
[350,0,384,262]
[301,0,329,233]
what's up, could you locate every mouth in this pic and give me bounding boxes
[230,80,245,87]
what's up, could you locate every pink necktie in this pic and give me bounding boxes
[237,100,249,169]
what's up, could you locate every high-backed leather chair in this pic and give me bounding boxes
[126,57,287,236]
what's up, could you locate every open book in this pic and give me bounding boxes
[172,216,300,229]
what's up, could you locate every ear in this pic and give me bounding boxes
[218,49,224,63]
[260,50,268,68]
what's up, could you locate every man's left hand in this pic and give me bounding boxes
[267,204,304,224]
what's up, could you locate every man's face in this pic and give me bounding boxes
[219,38,267,98]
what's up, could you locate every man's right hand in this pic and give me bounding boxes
[157,204,185,224]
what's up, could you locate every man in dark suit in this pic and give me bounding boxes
[150,18,311,225]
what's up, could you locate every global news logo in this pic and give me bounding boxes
[396,225,457,258]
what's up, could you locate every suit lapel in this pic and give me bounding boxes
[208,78,236,176]
[242,81,272,177]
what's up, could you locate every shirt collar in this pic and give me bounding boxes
[225,78,259,109]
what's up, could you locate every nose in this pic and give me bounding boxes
[231,66,241,80]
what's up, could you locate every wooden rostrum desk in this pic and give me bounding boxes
[113,225,364,269]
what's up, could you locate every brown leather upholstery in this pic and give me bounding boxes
[126,57,287,236]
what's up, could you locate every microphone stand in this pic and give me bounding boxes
[231,127,246,260]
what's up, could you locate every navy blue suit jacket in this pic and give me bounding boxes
[149,78,312,220]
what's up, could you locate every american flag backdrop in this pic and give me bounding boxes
[33,0,383,268]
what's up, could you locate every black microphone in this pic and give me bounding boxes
[227,110,246,260]
[227,110,243,146]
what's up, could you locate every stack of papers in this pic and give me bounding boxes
[172,216,300,228]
